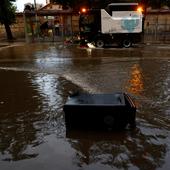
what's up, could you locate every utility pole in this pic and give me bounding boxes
[34,0,39,40]
[34,0,37,9]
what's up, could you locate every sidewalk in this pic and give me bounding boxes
[0,38,26,51]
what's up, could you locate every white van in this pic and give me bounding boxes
[79,3,144,48]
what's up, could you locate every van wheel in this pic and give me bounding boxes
[122,39,132,48]
[96,39,105,48]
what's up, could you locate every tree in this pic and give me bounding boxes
[53,0,170,10]
[53,0,80,9]
[0,0,16,40]
[53,0,143,10]
[140,0,170,9]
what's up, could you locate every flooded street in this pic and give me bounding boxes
[0,43,170,170]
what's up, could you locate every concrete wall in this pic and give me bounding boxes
[144,12,170,43]
[0,13,79,41]
[0,13,25,40]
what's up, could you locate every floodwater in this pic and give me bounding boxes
[0,43,170,170]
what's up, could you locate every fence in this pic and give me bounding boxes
[1,11,170,43]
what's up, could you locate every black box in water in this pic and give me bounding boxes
[63,92,136,130]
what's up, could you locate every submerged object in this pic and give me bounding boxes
[63,92,136,130]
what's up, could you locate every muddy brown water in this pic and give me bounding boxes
[0,43,170,170]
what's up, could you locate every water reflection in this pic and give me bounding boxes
[86,48,93,57]
[0,70,41,161]
[66,128,167,170]
[0,44,170,169]
[127,64,144,95]
[0,68,83,162]
[31,73,61,111]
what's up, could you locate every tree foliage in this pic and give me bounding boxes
[53,0,170,9]
[0,0,16,40]
[148,0,170,8]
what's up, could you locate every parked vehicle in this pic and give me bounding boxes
[79,3,144,48]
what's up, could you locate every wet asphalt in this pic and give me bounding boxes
[0,43,170,170]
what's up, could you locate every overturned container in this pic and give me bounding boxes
[63,92,136,130]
